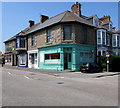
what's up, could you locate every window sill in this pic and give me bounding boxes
[62,40,73,43]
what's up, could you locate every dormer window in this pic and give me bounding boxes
[109,23,113,31]
[93,16,99,26]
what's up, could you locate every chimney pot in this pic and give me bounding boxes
[71,2,81,17]
[29,20,35,27]
[40,15,49,23]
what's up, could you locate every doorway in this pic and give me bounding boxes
[64,48,72,70]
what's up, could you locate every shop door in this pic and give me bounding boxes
[64,53,71,69]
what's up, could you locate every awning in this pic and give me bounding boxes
[3,52,13,55]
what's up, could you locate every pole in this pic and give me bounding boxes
[107,59,109,72]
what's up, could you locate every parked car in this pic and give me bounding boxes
[80,63,103,73]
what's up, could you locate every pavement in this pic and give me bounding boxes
[2,65,120,79]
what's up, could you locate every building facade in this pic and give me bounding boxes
[4,2,119,71]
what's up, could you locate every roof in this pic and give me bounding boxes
[86,15,97,20]
[112,30,120,34]
[4,10,96,43]
[25,11,95,35]
[4,27,30,43]
[99,16,110,20]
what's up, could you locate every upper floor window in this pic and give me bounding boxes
[109,23,113,31]
[63,25,72,40]
[31,35,35,46]
[97,29,106,45]
[97,31,102,44]
[117,35,120,47]
[20,38,25,48]
[106,34,110,46]
[112,34,117,47]
[83,26,88,41]
[46,29,52,43]
[102,31,106,45]
[93,16,99,26]
[16,37,26,48]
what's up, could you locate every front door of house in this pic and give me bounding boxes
[64,48,72,69]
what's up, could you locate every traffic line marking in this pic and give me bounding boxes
[8,72,12,75]
[24,76,30,79]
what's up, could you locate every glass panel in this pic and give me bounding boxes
[31,35,35,46]
[20,55,26,65]
[45,53,60,60]
[102,31,106,45]
[46,29,52,42]
[97,31,101,44]
[63,25,72,40]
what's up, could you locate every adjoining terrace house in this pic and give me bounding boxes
[4,28,28,67]
[4,2,119,71]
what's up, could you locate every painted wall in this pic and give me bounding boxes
[38,43,95,71]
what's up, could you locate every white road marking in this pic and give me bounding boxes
[8,72,12,75]
[24,76,30,80]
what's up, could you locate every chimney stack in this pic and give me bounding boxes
[40,15,49,23]
[29,20,35,27]
[71,2,81,17]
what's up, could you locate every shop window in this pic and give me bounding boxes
[45,53,60,60]
[20,55,26,65]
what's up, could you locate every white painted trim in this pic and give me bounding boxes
[28,50,39,69]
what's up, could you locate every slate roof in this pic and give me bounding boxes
[86,15,97,20]
[4,10,96,43]
[25,11,95,35]
[4,27,30,43]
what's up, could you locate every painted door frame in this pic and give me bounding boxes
[27,50,39,69]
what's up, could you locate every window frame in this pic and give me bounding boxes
[46,29,52,43]
[63,25,72,40]
[106,34,110,46]
[31,35,35,46]
[97,29,106,45]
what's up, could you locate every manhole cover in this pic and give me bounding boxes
[57,81,64,84]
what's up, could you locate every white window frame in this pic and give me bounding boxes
[112,34,117,47]
[106,34,110,46]
[93,16,99,26]
[109,22,113,31]
[97,29,106,45]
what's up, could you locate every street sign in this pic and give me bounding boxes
[106,52,110,57]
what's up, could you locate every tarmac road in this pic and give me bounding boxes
[2,67,119,106]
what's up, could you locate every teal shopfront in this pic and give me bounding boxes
[38,43,95,71]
